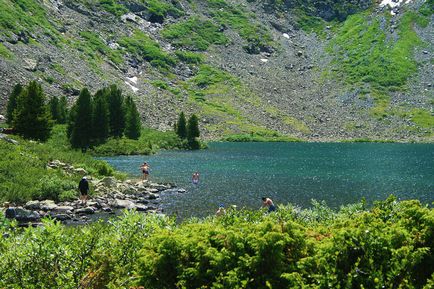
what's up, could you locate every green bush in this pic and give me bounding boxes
[162,17,228,50]
[175,50,204,64]
[118,30,177,71]
[0,198,431,288]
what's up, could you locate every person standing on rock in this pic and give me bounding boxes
[78,176,89,205]
[140,162,150,181]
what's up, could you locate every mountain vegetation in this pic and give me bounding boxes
[0,0,431,141]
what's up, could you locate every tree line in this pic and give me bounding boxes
[5,81,141,149]
[67,84,141,150]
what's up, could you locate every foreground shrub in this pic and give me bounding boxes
[0,199,432,288]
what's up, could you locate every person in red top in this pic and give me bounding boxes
[262,197,276,213]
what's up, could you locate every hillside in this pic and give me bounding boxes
[0,0,433,141]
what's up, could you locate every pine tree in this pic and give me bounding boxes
[187,114,200,149]
[6,83,22,125]
[13,81,53,141]
[107,84,125,138]
[69,88,93,149]
[124,95,142,140]
[58,95,68,124]
[176,112,187,139]
[92,88,110,144]
[49,96,60,123]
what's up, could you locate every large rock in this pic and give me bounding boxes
[23,58,38,71]
[99,177,117,187]
[40,200,58,211]
[25,200,41,210]
[14,208,41,222]
[76,207,95,214]
[112,199,135,209]
[54,206,74,213]
[135,204,149,212]
[0,133,19,145]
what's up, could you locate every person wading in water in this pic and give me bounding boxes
[140,162,150,181]
[261,197,276,213]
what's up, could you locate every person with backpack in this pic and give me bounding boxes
[78,176,90,205]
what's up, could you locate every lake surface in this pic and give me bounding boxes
[101,142,434,218]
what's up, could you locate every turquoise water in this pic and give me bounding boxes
[102,142,434,218]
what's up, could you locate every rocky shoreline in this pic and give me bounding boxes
[3,176,186,226]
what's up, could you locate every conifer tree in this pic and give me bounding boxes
[92,88,110,143]
[13,81,52,141]
[49,96,60,123]
[187,113,200,149]
[107,84,125,138]
[124,95,142,140]
[6,83,22,125]
[176,112,187,139]
[58,95,68,124]
[69,88,93,149]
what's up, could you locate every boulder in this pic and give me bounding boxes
[135,204,148,212]
[99,177,117,187]
[76,207,95,214]
[40,200,58,211]
[25,200,41,210]
[86,201,101,209]
[112,199,135,209]
[148,193,159,200]
[0,133,19,145]
[74,168,87,175]
[49,213,72,222]
[14,208,41,222]
[23,58,38,71]
[54,206,74,213]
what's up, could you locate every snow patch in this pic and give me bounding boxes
[379,0,414,15]
[282,33,290,39]
[127,76,138,84]
[260,58,268,63]
[125,81,139,93]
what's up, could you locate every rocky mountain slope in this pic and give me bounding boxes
[0,0,432,141]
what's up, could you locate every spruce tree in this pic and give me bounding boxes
[58,95,68,124]
[176,112,187,139]
[13,81,53,141]
[107,84,125,138]
[6,83,22,125]
[187,114,200,149]
[92,88,110,144]
[49,96,60,123]
[124,95,142,140]
[69,88,93,149]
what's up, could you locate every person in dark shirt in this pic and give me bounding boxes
[4,202,16,219]
[78,176,90,205]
